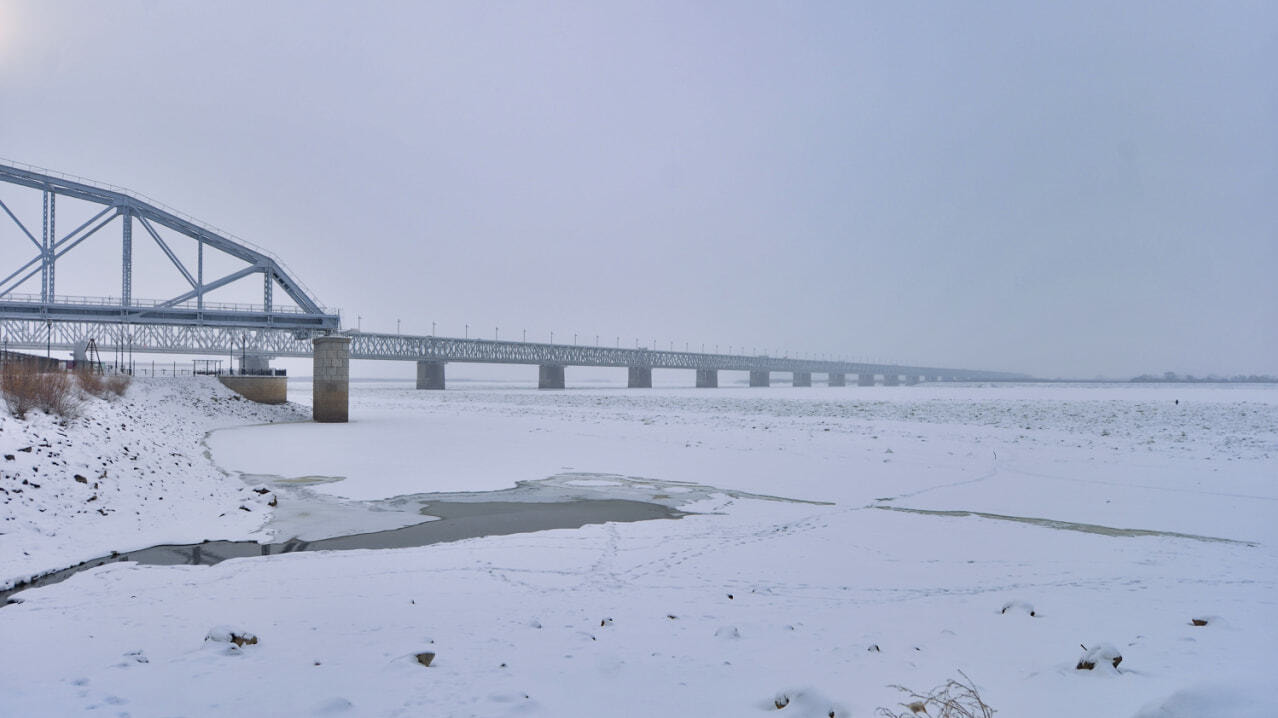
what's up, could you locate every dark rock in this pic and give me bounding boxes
[415,651,435,667]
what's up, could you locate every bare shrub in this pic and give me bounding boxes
[876,672,994,718]
[33,369,79,419]
[2,362,39,419]
[105,373,131,397]
[75,367,108,399]
[1,363,80,419]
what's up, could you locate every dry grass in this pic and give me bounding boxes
[105,373,131,397]
[876,672,995,718]
[75,366,108,398]
[2,363,80,419]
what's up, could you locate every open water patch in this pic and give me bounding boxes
[5,472,826,604]
[4,496,683,604]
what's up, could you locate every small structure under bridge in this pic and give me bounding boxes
[1,159,1029,421]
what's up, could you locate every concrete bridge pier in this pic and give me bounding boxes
[313,335,351,422]
[792,371,812,387]
[539,364,566,389]
[628,366,653,388]
[416,360,445,390]
[906,375,920,386]
[749,370,770,387]
[857,373,875,386]
[884,374,900,386]
[828,373,846,387]
[695,369,718,388]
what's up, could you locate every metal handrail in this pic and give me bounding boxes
[0,292,331,315]
[0,156,329,312]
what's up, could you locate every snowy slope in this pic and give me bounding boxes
[1,377,307,589]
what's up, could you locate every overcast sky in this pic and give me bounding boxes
[2,1,1275,378]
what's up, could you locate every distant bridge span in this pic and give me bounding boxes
[2,160,1029,416]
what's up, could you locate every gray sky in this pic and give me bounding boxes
[2,1,1275,378]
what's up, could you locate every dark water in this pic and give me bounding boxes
[3,498,684,604]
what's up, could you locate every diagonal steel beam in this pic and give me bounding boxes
[53,204,116,252]
[143,264,261,312]
[0,254,44,297]
[137,215,198,288]
[53,207,119,260]
[0,197,42,251]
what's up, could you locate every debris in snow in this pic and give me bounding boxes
[205,626,259,648]
[760,688,846,716]
[415,651,435,667]
[1076,643,1122,671]
[714,625,741,639]
[1000,599,1036,617]
[877,672,994,717]
[600,617,613,627]
[73,474,87,483]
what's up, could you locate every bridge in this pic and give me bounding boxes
[1,160,1029,418]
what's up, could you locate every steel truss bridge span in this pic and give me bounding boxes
[0,319,1027,382]
[0,160,338,331]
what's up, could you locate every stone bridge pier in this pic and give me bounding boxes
[884,374,900,386]
[696,369,718,388]
[828,372,845,387]
[857,373,875,386]
[416,360,445,390]
[313,335,351,422]
[749,370,770,387]
[792,371,812,387]
[539,364,565,389]
[628,366,653,388]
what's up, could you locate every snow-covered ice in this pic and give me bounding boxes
[2,379,1275,717]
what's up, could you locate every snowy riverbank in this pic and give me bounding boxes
[1,377,307,589]
[2,380,1276,716]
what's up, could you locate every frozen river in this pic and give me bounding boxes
[4,380,1276,717]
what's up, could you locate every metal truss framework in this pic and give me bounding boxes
[0,160,338,331]
[0,320,1029,381]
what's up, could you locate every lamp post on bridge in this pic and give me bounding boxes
[431,321,436,336]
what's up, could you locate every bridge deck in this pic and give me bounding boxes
[0,319,1028,381]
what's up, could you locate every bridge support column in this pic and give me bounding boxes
[695,369,718,388]
[627,366,652,388]
[828,372,845,387]
[313,335,351,423]
[749,370,770,387]
[906,375,920,386]
[857,373,875,386]
[884,374,900,386]
[538,364,565,390]
[416,360,445,390]
[792,371,811,387]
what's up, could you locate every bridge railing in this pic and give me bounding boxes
[0,292,331,316]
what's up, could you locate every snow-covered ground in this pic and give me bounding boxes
[2,379,1276,717]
